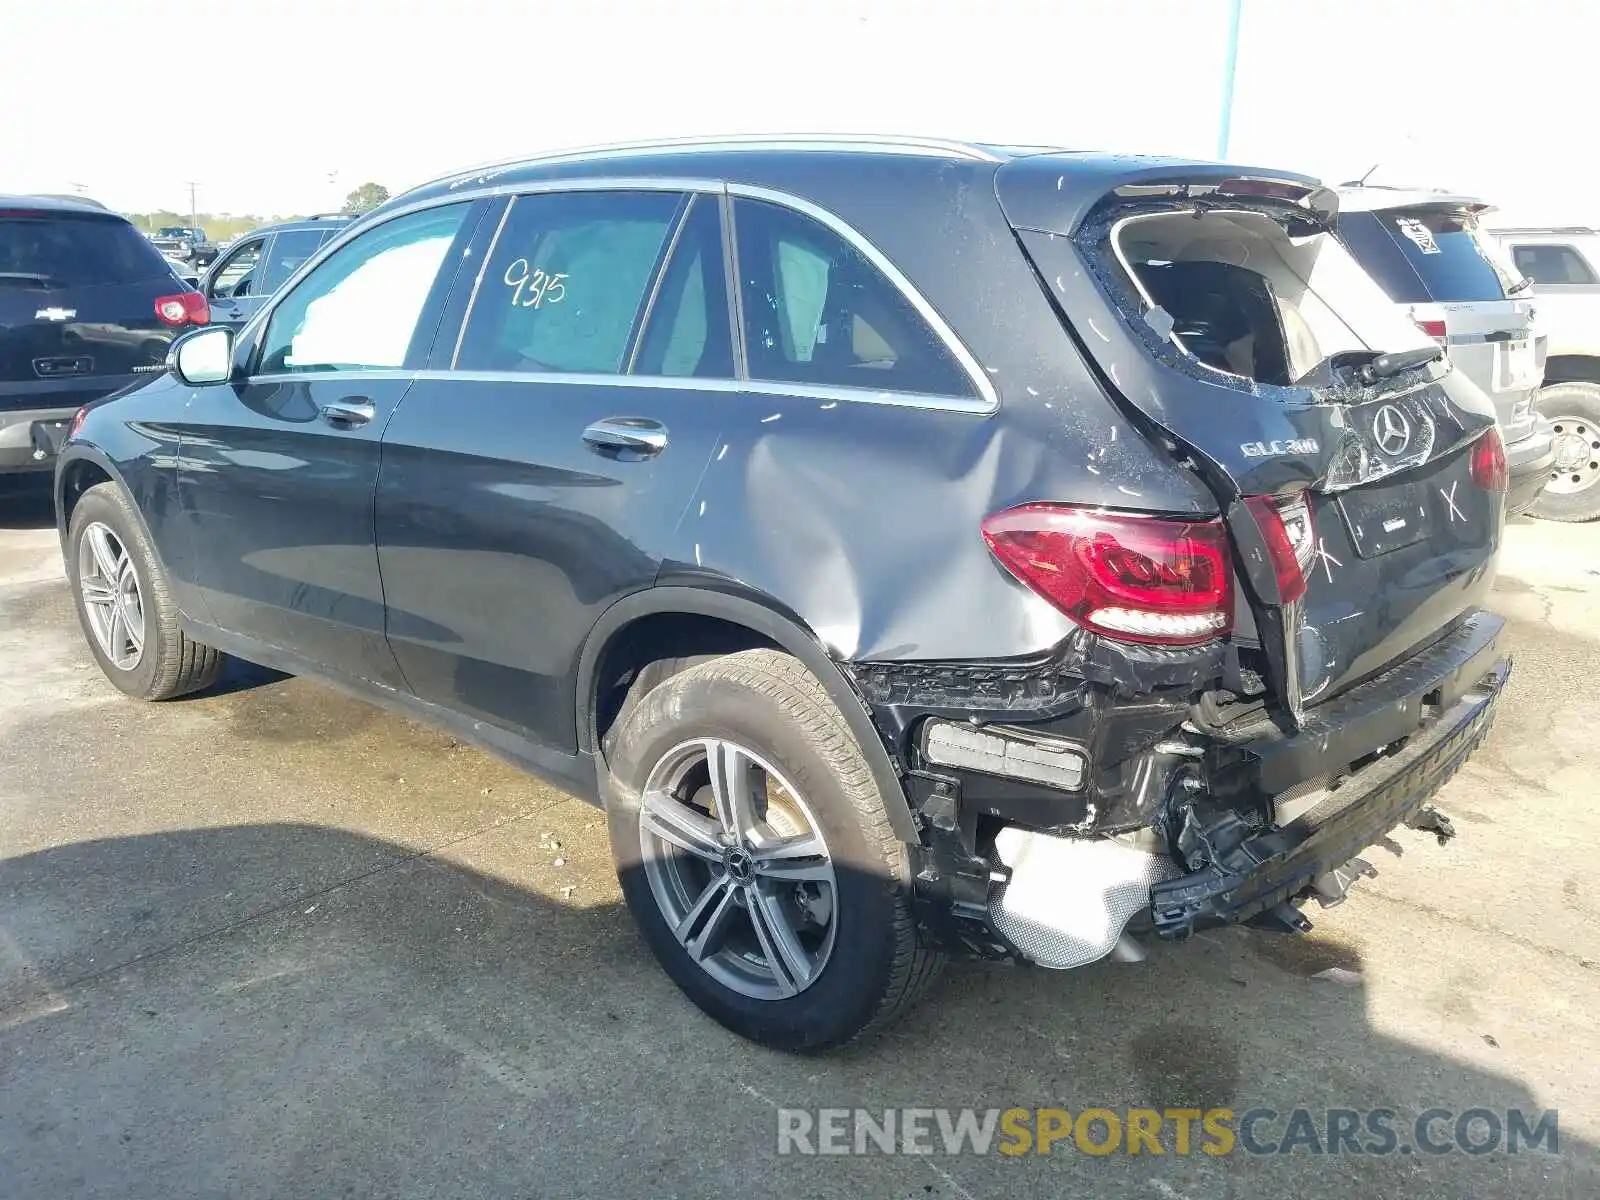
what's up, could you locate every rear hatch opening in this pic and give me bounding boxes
[998,165,1506,728]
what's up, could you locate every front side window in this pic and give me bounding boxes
[207,239,263,298]
[260,229,329,292]
[1511,243,1597,286]
[456,190,682,374]
[258,204,468,374]
[731,197,975,398]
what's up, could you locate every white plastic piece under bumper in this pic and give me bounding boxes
[988,828,1179,970]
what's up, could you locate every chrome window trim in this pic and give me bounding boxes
[409,369,993,413]
[726,182,997,413]
[243,176,999,415]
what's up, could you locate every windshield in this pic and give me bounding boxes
[1110,208,1433,387]
[1337,207,1518,303]
[0,213,176,286]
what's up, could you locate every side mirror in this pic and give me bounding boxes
[169,326,235,386]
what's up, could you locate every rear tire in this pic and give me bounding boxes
[604,648,942,1052]
[1529,382,1600,522]
[66,481,225,700]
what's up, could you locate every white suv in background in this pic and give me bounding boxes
[1493,227,1600,521]
[1336,187,1554,516]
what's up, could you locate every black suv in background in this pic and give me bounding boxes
[55,139,1511,1050]
[199,215,351,329]
[2,196,208,478]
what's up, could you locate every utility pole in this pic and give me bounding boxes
[1217,0,1243,160]
[183,181,200,228]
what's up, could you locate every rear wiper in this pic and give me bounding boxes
[1506,274,1535,296]
[1358,345,1444,383]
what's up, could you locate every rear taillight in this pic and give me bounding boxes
[1415,319,1448,341]
[68,406,89,440]
[1470,427,1509,492]
[154,291,209,328]
[981,505,1232,645]
[1244,492,1316,604]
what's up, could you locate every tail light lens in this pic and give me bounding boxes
[981,505,1232,645]
[154,291,209,328]
[1415,319,1448,341]
[1244,492,1316,604]
[1471,426,1509,492]
[68,406,90,440]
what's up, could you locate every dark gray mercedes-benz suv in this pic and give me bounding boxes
[54,136,1511,1051]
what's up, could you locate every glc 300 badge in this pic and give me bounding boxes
[1241,438,1319,458]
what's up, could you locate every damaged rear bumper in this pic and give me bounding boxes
[1151,640,1509,939]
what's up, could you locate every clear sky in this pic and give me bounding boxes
[0,0,1583,224]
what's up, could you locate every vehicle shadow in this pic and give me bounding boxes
[0,476,56,531]
[0,822,1592,1200]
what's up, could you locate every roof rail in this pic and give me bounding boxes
[434,133,1004,187]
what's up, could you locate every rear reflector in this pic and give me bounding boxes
[981,504,1232,645]
[1244,492,1316,604]
[1470,427,1509,492]
[154,291,209,328]
[922,720,1086,790]
[1415,319,1448,341]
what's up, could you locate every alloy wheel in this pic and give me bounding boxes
[638,737,838,1000]
[77,522,146,671]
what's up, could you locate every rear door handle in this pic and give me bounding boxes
[320,399,376,428]
[582,416,668,457]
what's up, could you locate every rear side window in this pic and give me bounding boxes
[1511,243,1597,285]
[0,213,173,286]
[731,198,976,398]
[208,239,263,299]
[261,228,329,292]
[1338,208,1513,303]
[456,190,682,374]
[632,195,734,378]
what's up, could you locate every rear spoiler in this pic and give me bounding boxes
[995,155,1333,238]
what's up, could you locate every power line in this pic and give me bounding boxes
[182,181,201,228]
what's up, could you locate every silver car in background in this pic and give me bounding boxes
[1336,186,1554,515]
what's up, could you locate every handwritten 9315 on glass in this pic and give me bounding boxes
[504,259,568,308]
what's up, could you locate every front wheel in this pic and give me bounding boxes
[66,481,225,699]
[605,649,941,1052]
[1529,381,1600,522]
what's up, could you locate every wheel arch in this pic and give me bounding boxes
[576,586,921,843]
[53,446,126,548]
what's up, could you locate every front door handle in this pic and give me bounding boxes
[320,399,376,428]
[582,416,668,457]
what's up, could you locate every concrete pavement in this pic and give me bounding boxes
[2,478,1597,1199]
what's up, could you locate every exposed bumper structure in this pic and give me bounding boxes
[1151,653,1509,939]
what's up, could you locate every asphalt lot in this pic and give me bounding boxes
[2,475,1598,1199]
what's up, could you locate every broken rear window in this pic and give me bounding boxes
[1106,208,1433,389]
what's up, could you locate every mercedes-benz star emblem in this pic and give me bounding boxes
[1372,404,1412,456]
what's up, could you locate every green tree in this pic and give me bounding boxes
[342,182,391,215]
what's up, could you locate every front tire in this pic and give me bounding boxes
[66,481,225,699]
[605,649,941,1052]
[1529,381,1600,522]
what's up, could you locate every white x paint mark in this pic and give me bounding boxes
[1315,537,1343,583]
[1440,480,1464,522]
